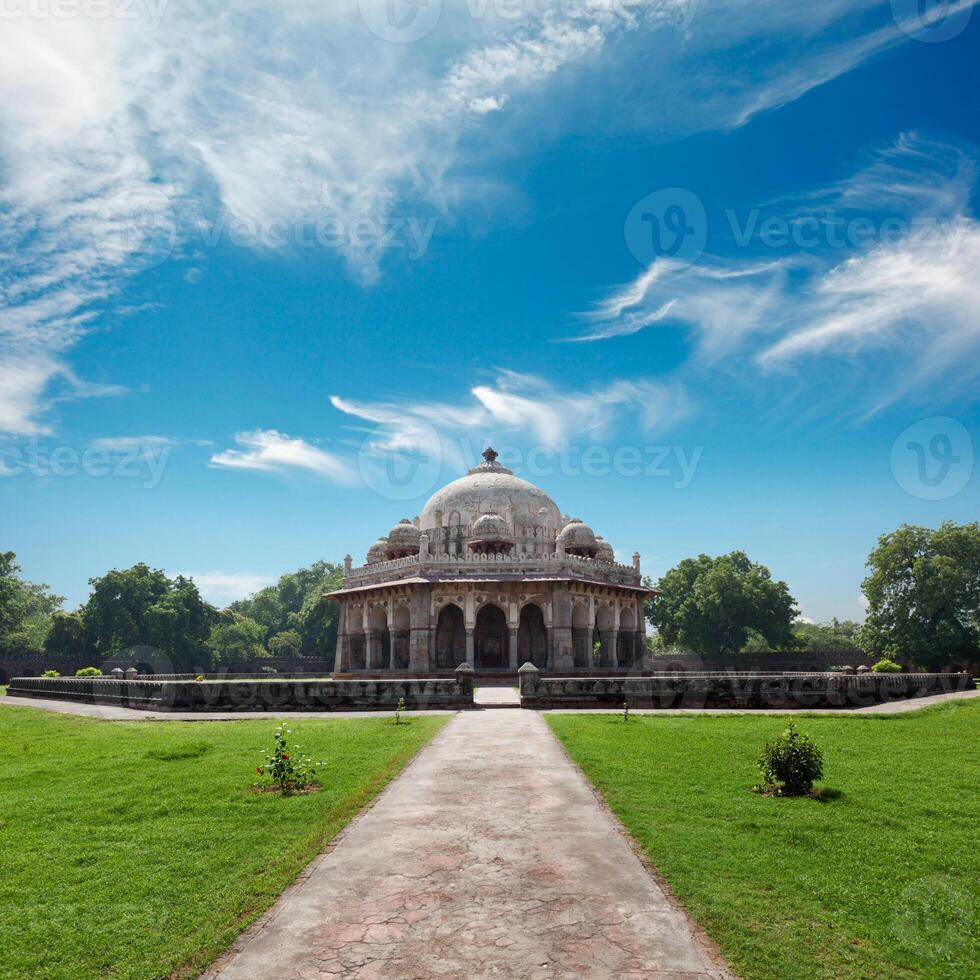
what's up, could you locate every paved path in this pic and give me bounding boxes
[473,684,521,707]
[2,685,974,721]
[204,710,730,979]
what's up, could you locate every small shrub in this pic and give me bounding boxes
[41,669,61,678]
[195,675,205,682]
[255,724,323,795]
[592,641,602,665]
[871,657,902,673]
[394,696,406,725]
[758,722,824,796]
[622,700,630,722]
[75,667,103,677]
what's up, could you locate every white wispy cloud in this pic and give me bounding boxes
[176,570,275,605]
[332,369,693,458]
[571,135,980,412]
[210,429,357,483]
[1,1,946,435]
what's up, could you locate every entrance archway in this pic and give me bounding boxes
[435,604,465,668]
[518,603,548,668]
[474,604,507,669]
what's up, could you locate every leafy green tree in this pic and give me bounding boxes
[231,561,343,659]
[268,629,302,657]
[0,551,64,653]
[862,522,980,671]
[83,564,214,670]
[648,551,799,664]
[792,618,864,652]
[43,611,89,658]
[206,616,268,670]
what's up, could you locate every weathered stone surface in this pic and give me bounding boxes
[204,711,729,979]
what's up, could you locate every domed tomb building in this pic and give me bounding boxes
[329,448,655,673]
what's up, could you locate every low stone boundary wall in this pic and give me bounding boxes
[7,665,475,712]
[517,664,972,709]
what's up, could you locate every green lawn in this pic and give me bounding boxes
[0,705,447,979]
[548,701,979,980]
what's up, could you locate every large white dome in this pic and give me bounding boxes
[419,448,561,542]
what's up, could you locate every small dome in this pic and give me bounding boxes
[366,538,388,564]
[559,518,598,557]
[467,511,514,553]
[385,519,420,558]
[595,536,615,562]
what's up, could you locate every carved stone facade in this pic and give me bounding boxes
[329,448,655,673]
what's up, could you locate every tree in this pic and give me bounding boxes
[742,618,864,653]
[268,629,302,657]
[44,611,88,658]
[648,551,799,663]
[231,561,343,659]
[862,522,980,671]
[83,564,215,670]
[206,616,268,670]
[0,551,64,653]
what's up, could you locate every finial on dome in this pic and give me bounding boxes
[482,446,498,464]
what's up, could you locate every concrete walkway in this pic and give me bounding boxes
[204,710,730,979]
[473,684,521,707]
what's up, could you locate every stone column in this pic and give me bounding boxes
[465,629,475,668]
[508,628,519,669]
[600,630,619,668]
[365,632,378,670]
[408,587,431,673]
[334,602,348,671]
[551,587,574,671]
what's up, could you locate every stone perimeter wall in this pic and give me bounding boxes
[7,667,475,712]
[517,666,972,709]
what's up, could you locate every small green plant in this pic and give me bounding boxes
[394,696,406,724]
[195,675,205,682]
[74,667,102,677]
[758,722,824,796]
[622,700,630,722]
[592,640,602,665]
[41,669,60,678]
[871,657,902,673]
[254,724,323,795]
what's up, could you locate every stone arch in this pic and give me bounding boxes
[367,604,390,670]
[618,606,636,668]
[345,603,366,670]
[518,602,548,669]
[474,602,507,670]
[595,604,615,667]
[391,604,410,669]
[435,603,466,669]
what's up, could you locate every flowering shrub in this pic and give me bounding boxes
[758,722,824,796]
[871,657,902,673]
[75,667,103,677]
[254,724,323,795]
[41,669,61,678]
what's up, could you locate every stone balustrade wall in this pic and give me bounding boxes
[516,665,971,709]
[7,666,475,712]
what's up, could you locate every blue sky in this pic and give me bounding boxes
[1,1,978,619]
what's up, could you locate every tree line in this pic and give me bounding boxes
[1,521,977,673]
[646,521,979,671]
[0,556,343,672]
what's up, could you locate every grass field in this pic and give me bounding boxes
[0,704,447,979]
[548,700,979,980]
